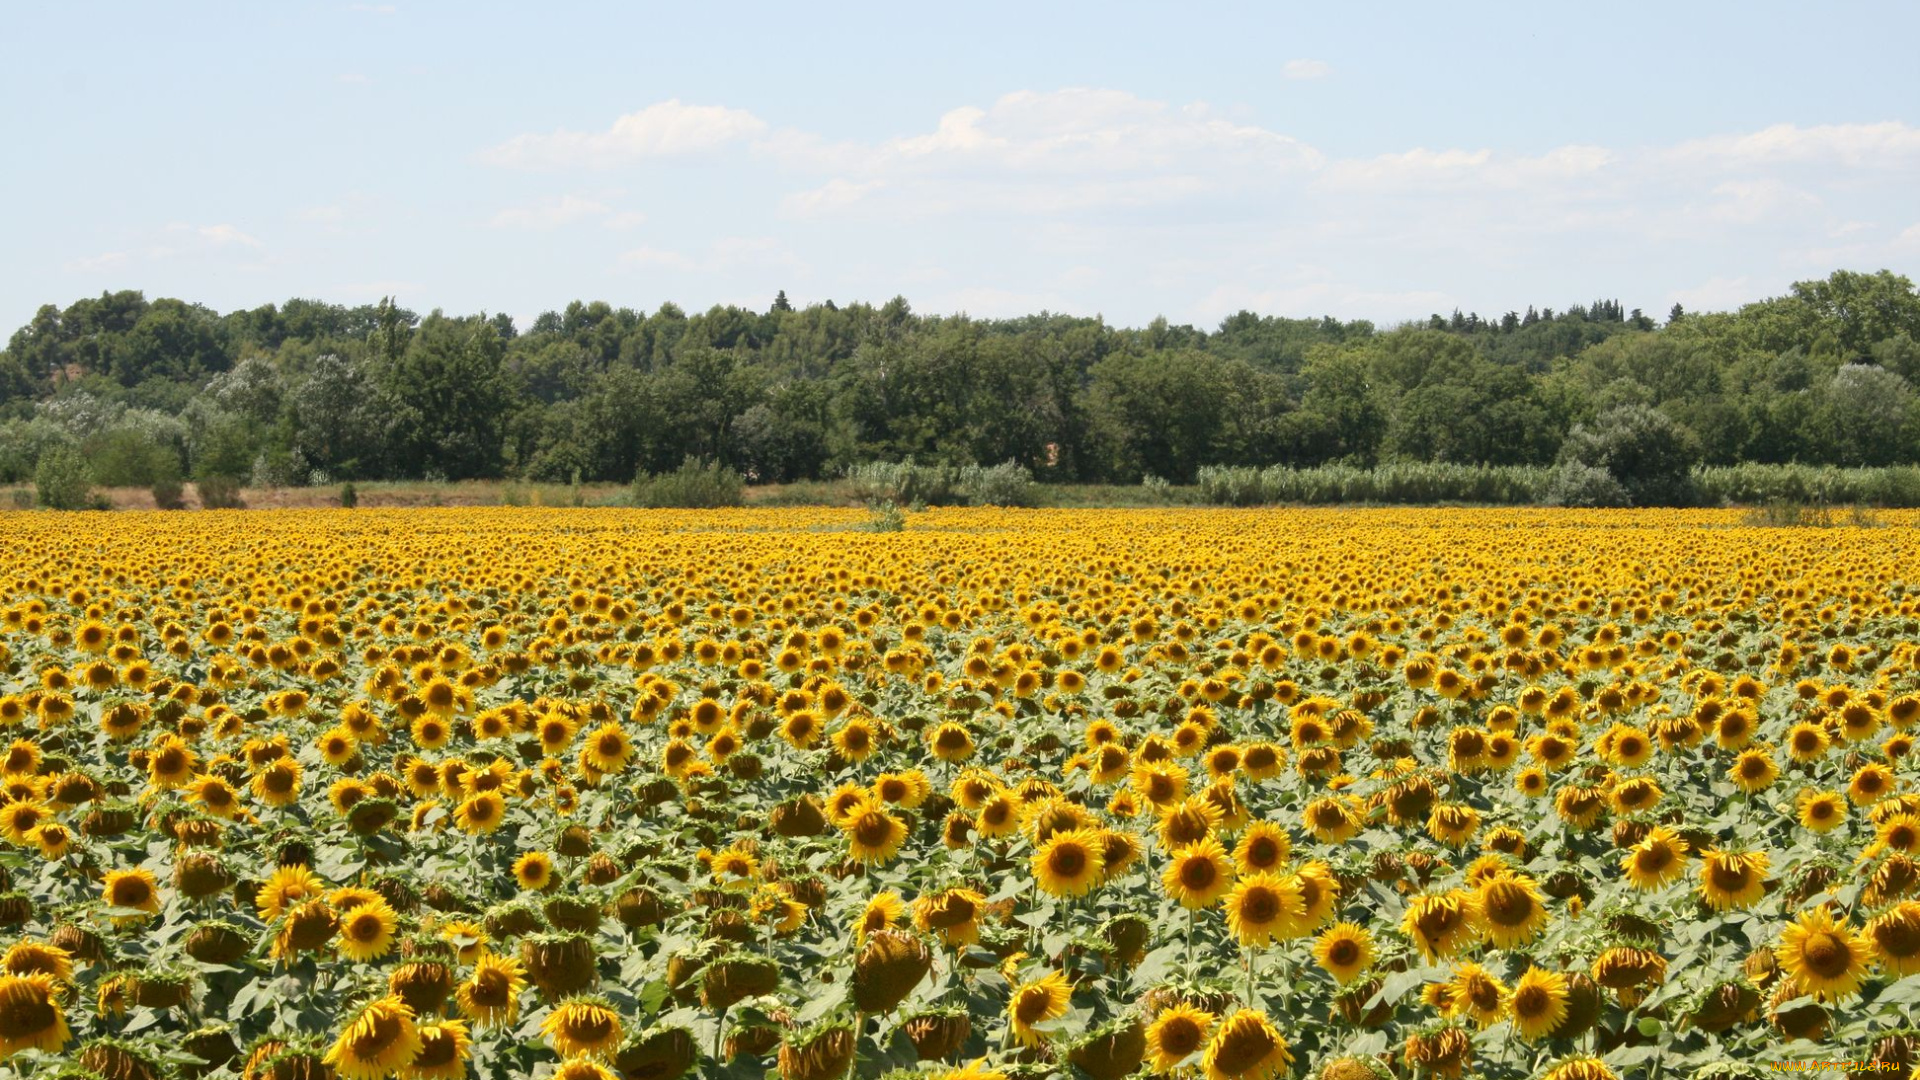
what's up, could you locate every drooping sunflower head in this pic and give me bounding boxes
[324,995,421,1080]
[1201,1008,1291,1080]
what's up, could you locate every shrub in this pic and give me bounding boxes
[843,460,1036,507]
[150,474,186,511]
[196,476,246,510]
[863,501,907,533]
[631,457,745,509]
[339,482,358,509]
[33,446,95,511]
[1544,462,1631,508]
[1557,404,1700,506]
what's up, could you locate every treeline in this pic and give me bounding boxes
[2,271,1917,495]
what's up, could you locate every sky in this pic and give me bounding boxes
[4,1,1919,335]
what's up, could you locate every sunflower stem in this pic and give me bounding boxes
[714,1003,728,1061]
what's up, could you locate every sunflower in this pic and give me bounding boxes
[1443,962,1507,1028]
[1797,790,1847,833]
[857,891,907,941]
[1145,1003,1213,1073]
[1312,922,1374,984]
[913,888,986,948]
[101,868,161,924]
[1033,828,1106,898]
[187,774,245,820]
[1542,1057,1619,1080]
[1303,797,1360,844]
[581,723,632,774]
[1509,966,1569,1040]
[456,952,526,1028]
[1621,826,1689,890]
[543,996,624,1059]
[324,995,421,1080]
[1698,848,1769,912]
[1851,763,1897,806]
[1224,873,1305,947]
[257,864,327,921]
[1201,1008,1291,1080]
[1775,906,1870,1002]
[831,718,879,762]
[0,972,68,1057]
[1865,901,1920,975]
[1403,891,1481,962]
[1163,836,1236,909]
[1787,721,1831,762]
[252,759,303,807]
[409,1019,472,1080]
[1727,748,1779,793]
[1233,822,1291,874]
[976,791,1023,838]
[843,805,908,865]
[1476,875,1548,949]
[0,942,71,983]
[337,899,399,962]
[453,792,507,835]
[1006,970,1071,1047]
[1288,860,1341,931]
[514,851,554,891]
[0,802,47,847]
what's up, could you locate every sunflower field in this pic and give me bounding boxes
[0,507,1917,1080]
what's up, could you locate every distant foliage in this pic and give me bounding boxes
[1,271,1917,491]
[33,444,95,510]
[631,457,745,508]
[195,476,246,510]
[844,460,1037,507]
[1196,463,1553,506]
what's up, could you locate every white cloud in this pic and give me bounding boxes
[617,246,696,271]
[780,178,885,217]
[764,88,1319,220]
[188,223,263,248]
[1319,144,1612,192]
[1192,280,1453,324]
[64,251,128,273]
[1282,59,1331,80]
[337,72,371,85]
[615,237,806,277]
[480,99,767,169]
[1701,179,1820,224]
[1665,122,1920,169]
[1667,276,1755,314]
[64,223,265,275]
[604,211,647,230]
[488,195,612,229]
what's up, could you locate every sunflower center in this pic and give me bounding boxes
[1246,838,1280,867]
[1709,861,1752,892]
[414,1031,457,1066]
[853,814,895,847]
[1513,985,1551,1016]
[1802,933,1852,978]
[1326,939,1359,966]
[469,971,510,1006]
[1485,887,1534,926]
[1179,859,1217,891]
[1048,845,1088,879]
[1240,887,1281,924]
[1212,1021,1278,1074]
[349,1013,405,1057]
[1014,987,1053,1024]
[564,1010,615,1043]
[1157,1017,1202,1056]
[0,987,55,1038]
[1635,846,1673,873]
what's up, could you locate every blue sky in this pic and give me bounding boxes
[5,1,1918,334]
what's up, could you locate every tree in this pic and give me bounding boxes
[378,314,509,479]
[771,290,793,313]
[1557,404,1701,505]
[34,444,95,510]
